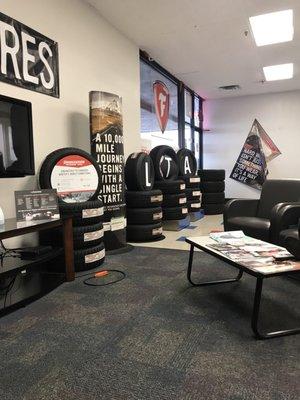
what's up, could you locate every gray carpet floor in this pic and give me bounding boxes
[0,246,299,400]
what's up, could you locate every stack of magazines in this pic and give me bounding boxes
[208,231,299,274]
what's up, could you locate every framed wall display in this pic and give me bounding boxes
[15,189,60,226]
[0,12,59,98]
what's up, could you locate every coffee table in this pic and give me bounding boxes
[186,236,300,340]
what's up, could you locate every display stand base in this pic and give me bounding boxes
[189,209,204,222]
[163,216,190,231]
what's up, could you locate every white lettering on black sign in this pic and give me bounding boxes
[230,134,267,189]
[94,130,125,209]
[0,12,59,97]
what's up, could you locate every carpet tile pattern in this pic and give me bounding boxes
[0,246,299,400]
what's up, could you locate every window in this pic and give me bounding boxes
[140,60,179,150]
[183,89,203,168]
[140,52,203,168]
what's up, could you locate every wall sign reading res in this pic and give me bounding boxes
[0,12,59,98]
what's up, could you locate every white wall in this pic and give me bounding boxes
[0,0,141,219]
[203,90,300,199]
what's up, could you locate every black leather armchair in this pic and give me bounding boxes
[284,219,300,259]
[224,179,300,244]
[277,205,300,245]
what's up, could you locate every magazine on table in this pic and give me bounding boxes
[209,231,256,246]
[207,231,300,274]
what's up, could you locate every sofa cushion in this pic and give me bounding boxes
[226,217,270,242]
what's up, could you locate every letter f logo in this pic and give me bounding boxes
[153,81,170,133]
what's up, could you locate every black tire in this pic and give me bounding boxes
[180,175,200,188]
[187,201,202,212]
[202,192,225,204]
[126,222,163,242]
[125,152,154,191]
[39,148,101,203]
[185,188,202,200]
[125,190,163,208]
[126,207,162,225]
[154,180,185,194]
[203,203,224,215]
[177,149,197,176]
[39,222,104,249]
[163,206,188,221]
[74,243,105,272]
[162,193,187,207]
[200,181,225,193]
[73,222,104,249]
[149,145,179,181]
[198,169,225,182]
[59,200,104,226]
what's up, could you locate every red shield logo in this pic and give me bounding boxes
[153,81,169,133]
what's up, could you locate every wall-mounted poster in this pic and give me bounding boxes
[0,12,59,98]
[90,91,126,250]
[153,80,170,133]
[230,119,281,190]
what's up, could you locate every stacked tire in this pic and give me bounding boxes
[39,148,105,272]
[155,180,188,221]
[177,149,202,214]
[151,145,188,222]
[198,169,225,215]
[125,152,163,242]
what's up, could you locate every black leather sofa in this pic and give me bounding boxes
[224,179,300,244]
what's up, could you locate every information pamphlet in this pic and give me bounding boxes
[15,189,60,227]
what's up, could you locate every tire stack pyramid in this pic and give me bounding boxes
[125,152,163,242]
[39,147,105,272]
[198,169,225,215]
[151,145,189,229]
[177,149,202,220]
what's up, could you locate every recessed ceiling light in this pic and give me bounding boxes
[249,9,294,46]
[263,63,293,81]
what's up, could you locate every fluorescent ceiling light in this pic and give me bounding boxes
[263,63,293,81]
[249,9,294,46]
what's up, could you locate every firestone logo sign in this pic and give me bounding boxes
[153,80,169,133]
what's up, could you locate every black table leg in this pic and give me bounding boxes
[251,277,300,340]
[187,244,243,286]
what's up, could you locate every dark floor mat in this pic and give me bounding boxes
[0,246,299,400]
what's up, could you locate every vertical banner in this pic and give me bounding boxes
[230,119,281,190]
[90,91,126,250]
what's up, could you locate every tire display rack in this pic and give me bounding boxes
[39,148,106,272]
[150,146,189,232]
[125,153,164,242]
[199,169,225,215]
[177,149,202,223]
[40,200,106,272]
[181,175,202,222]
[155,179,189,231]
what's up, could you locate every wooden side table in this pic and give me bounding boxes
[0,217,75,282]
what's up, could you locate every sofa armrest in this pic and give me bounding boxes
[270,202,300,244]
[223,199,259,230]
